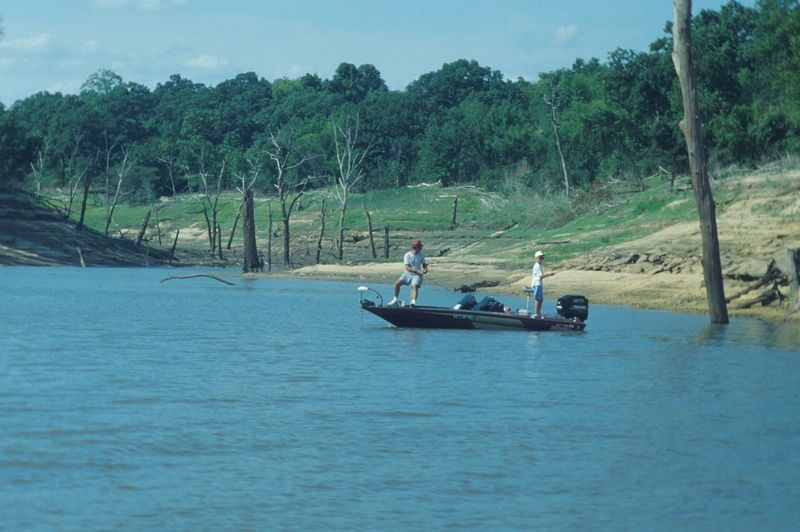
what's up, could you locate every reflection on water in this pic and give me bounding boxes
[0,267,798,530]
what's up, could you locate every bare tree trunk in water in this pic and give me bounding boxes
[672,0,729,324]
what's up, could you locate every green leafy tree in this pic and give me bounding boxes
[744,0,800,153]
[0,109,35,188]
[328,63,387,103]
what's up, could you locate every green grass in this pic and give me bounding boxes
[60,176,709,266]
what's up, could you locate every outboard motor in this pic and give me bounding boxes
[556,295,589,320]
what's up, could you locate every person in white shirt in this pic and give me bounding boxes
[531,250,545,317]
[388,240,429,306]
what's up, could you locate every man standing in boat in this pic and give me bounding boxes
[389,240,429,306]
[531,250,545,317]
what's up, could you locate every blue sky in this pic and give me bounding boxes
[0,0,752,106]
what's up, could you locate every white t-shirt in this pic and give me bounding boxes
[404,250,427,272]
[531,262,543,287]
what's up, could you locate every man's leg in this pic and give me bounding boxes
[389,278,404,305]
[534,284,543,316]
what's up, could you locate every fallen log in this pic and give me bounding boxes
[725,259,785,303]
[736,282,786,309]
[160,273,235,285]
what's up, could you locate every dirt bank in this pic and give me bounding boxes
[285,168,800,322]
[0,192,171,267]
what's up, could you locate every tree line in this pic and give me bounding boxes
[0,0,797,211]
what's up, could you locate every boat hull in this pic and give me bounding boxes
[361,304,585,332]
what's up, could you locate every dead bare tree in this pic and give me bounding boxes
[330,115,371,260]
[450,196,458,230]
[169,229,180,264]
[672,0,728,324]
[30,140,50,196]
[786,248,800,318]
[194,147,227,253]
[264,128,316,267]
[266,201,273,272]
[543,84,570,196]
[157,146,188,197]
[136,207,152,247]
[77,172,92,230]
[60,135,93,218]
[104,145,137,235]
[231,153,263,252]
[362,201,377,259]
[242,189,261,272]
[100,132,118,217]
[227,202,243,250]
[316,196,328,264]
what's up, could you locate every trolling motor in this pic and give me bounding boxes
[357,286,383,307]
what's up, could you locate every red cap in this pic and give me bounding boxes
[411,240,422,249]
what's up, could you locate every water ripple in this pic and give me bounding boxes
[0,268,798,530]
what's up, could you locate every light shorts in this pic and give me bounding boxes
[532,284,543,301]
[398,272,423,287]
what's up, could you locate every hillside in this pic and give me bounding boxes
[0,192,170,267]
[1,164,798,322]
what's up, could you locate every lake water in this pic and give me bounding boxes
[1,266,799,530]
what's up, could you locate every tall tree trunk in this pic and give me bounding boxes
[786,248,799,317]
[544,89,570,196]
[169,229,180,264]
[154,204,163,245]
[267,202,273,272]
[227,201,242,250]
[363,201,376,259]
[337,198,347,260]
[316,197,327,265]
[672,0,729,324]
[242,189,260,272]
[450,196,458,230]
[282,205,292,267]
[136,208,151,247]
[203,204,213,251]
[217,223,223,261]
[77,175,91,230]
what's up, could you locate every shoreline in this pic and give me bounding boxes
[259,260,798,324]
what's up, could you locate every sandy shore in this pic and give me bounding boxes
[266,256,797,323]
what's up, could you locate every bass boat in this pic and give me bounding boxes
[358,287,588,332]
